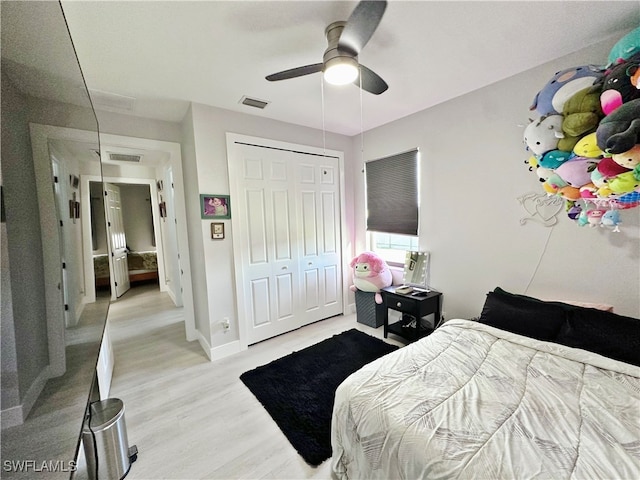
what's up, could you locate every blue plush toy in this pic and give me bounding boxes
[537,149,574,169]
[530,65,604,117]
[601,209,622,232]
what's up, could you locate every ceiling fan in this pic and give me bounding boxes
[265,0,388,95]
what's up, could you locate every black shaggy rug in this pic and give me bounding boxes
[239,328,398,466]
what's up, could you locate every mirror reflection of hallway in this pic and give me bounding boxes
[91,182,160,299]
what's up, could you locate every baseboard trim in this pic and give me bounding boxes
[196,331,243,362]
[196,331,213,361]
[210,340,242,361]
[1,365,50,429]
[1,404,23,430]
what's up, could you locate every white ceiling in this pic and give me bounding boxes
[54,1,640,137]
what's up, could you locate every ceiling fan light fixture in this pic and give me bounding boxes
[323,56,359,86]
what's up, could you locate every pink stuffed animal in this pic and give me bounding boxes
[349,251,392,304]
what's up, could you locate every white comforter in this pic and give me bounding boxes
[331,319,640,480]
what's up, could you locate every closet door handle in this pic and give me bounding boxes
[281,266,288,270]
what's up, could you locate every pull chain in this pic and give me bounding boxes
[321,75,327,157]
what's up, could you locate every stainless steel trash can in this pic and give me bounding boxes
[82,398,137,480]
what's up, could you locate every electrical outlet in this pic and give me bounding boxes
[222,317,230,331]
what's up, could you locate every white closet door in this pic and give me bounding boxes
[228,136,343,346]
[233,146,299,344]
[297,160,343,325]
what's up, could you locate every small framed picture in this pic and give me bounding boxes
[211,222,225,239]
[70,175,79,189]
[200,194,231,219]
[156,180,163,191]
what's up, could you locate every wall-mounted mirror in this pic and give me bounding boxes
[1,1,107,476]
[402,251,430,290]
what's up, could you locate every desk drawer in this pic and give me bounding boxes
[386,294,419,313]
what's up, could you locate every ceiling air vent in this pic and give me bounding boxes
[89,89,135,112]
[109,153,142,163]
[239,96,270,109]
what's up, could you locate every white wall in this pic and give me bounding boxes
[186,104,354,352]
[354,37,640,319]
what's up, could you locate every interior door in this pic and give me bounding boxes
[51,157,72,327]
[104,183,130,298]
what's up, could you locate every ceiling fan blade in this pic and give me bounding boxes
[338,0,387,55]
[266,63,323,81]
[356,64,388,95]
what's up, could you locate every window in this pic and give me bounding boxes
[365,148,419,235]
[370,232,419,264]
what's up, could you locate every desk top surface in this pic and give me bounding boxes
[382,286,441,299]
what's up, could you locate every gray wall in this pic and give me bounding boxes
[186,104,354,351]
[354,36,640,319]
[1,73,49,409]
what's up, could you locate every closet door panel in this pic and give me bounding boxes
[250,277,271,328]
[303,269,320,312]
[246,189,268,265]
[272,189,292,261]
[300,190,318,257]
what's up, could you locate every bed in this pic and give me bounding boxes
[331,288,640,479]
[93,251,158,287]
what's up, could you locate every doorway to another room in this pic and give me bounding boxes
[91,181,161,300]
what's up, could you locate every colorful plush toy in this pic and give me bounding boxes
[573,132,604,158]
[596,98,640,154]
[523,27,640,228]
[587,208,606,227]
[601,209,622,232]
[563,86,605,138]
[600,57,640,115]
[608,171,640,194]
[577,209,589,226]
[579,183,597,199]
[349,251,392,304]
[566,201,582,220]
[555,156,599,187]
[557,185,581,201]
[530,65,604,116]
[523,115,565,156]
[538,149,574,169]
[597,156,631,178]
[607,26,640,65]
[612,145,640,169]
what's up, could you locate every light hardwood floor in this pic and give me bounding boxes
[104,283,404,480]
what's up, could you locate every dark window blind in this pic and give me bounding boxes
[365,149,418,235]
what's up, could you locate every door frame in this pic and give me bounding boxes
[226,133,349,350]
[96,133,196,342]
[30,124,101,377]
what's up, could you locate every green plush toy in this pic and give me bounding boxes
[562,87,605,138]
[608,26,640,65]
